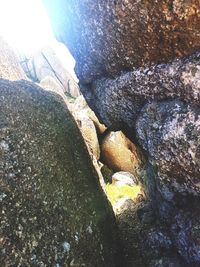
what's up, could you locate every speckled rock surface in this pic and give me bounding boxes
[135,100,200,265]
[43,0,200,265]
[0,37,26,81]
[136,100,200,199]
[0,80,120,266]
[82,51,200,130]
[117,201,185,267]
[44,0,200,83]
[74,110,100,160]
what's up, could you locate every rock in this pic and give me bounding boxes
[0,36,26,81]
[43,1,200,265]
[39,75,65,96]
[74,110,100,160]
[0,79,120,266]
[171,209,200,266]
[112,172,137,187]
[44,0,200,83]
[149,257,183,267]
[136,100,200,265]
[136,100,200,199]
[113,197,135,215]
[82,51,200,129]
[100,131,143,175]
[74,95,107,134]
[21,45,80,98]
[117,201,180,267]
[100,164,113,184]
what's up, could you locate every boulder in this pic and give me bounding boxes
[117,201,184,267]
[43,0,200,265]
[113,197,135,215]
[0,79,119,266]
[136,100,200,201]
[100,131,143,175]
[74,110,100,160]
[73,95,107,134]
[136,100,200,265]
[44,0,200,82]
[0,36,26,81]
[83,51,200,129]
[112,172,137,187]
[39,75,65,96]
[21,45,80,98]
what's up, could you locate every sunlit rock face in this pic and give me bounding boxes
[20,45,80,98]
[0,37,26,81]
[44,0,200,83]
[44,0,200,265]
[0,80,119,267]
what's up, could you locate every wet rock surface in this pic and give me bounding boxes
[0,80,120,266]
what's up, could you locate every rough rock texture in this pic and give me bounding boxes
[44,0,200,83]
[100,131,143,176]
[0,80,120,266]
[136,100,200,199]
[117,201,185,267]
[73,95,107,134]
[74,110,100,160]
[39,75,65,96]
[44,0,200,265]
[85,51,200,130]
[20,46,79,98]
[0,37,26,81]
[136,101,200,265]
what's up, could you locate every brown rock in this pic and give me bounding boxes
[0,36,26,81]
[44,0,200,82]
[100,131,142,175]
[74,110,100,160]
[74,96,107,134]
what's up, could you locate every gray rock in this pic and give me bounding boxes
[112,172,137,187]
[20,45,80,98]
[136,100,200,199]
[43,1,200,265]
[0,79,119,266]
[83,52,200,129]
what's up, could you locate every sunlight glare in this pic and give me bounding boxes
[0,0,55,54]
[0,0,76,78]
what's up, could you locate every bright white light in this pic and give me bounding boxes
[0,0,55,54]
[0,0,76,78]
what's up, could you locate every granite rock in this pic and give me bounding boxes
[83,52,200,130]
[0,79,119,266]
[44,0,200,83]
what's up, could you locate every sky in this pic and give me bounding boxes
[0,0,76,78]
